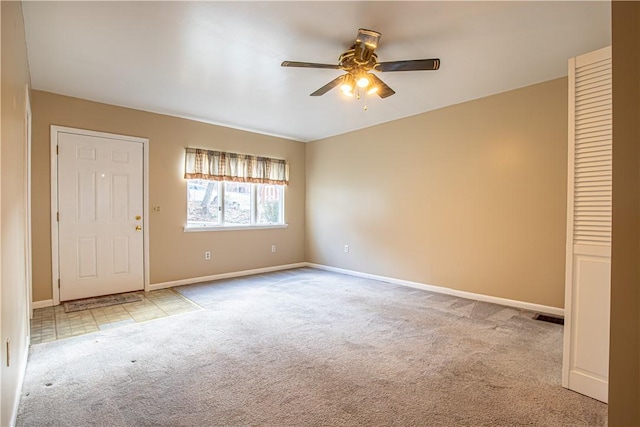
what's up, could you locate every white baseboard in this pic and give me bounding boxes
[34,263,563,317]
[32,299,54,309]
[306,263,564,317]
[148,262,308,291]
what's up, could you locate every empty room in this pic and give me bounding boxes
[2,1,639,426]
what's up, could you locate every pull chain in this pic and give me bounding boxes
[354,88,369,111]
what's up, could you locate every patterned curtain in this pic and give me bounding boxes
[184,148,289,185]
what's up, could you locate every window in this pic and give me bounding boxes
[184,147,288,230]
[186,179,285,228]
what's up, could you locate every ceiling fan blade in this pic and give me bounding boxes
[376,59,440,72]
[281,61,341,69]
[310,75,345,96]
[369,74,395,98]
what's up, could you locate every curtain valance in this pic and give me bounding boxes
[184,148,289,185]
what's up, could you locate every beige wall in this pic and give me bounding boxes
[609,1,640,425]
[306,78,568,308]
[31,91,306,302]
[1,1,31,425]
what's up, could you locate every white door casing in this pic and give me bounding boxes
[25,85,33,322]
[562,46,612,403]
[51,126,150,303]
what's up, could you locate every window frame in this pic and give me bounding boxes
[184,179,287,232]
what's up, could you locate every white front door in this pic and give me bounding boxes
[57,131,144,301]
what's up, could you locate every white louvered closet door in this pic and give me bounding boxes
[562,46,611,403]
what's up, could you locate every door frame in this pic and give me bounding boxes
[50,126,150,305]
[25,85,33,322]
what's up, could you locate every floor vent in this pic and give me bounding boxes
[534,314,564,325]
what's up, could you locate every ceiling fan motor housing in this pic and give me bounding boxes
[339,49,378,72]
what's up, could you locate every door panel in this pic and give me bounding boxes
[563,46,611,403]
[77,237,98,279]
[58,132,144,301]
[113,236,130,274]
[568,248,610,403]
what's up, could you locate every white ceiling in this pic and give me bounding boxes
[22,1,611,142]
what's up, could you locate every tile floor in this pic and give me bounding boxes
[30,289,201,344]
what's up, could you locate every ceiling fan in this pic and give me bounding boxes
[281,28,440,99]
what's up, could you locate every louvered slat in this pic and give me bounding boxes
[575,113,611,123]
[575,176,611,187]
[572,55,611,246]
[576,76,610,90]
[575,146,611,155]
[575,58,611,73]
[576,89,610,99]
[575,104,612,114]
[575,126,611,136]
[574,222,611,229]
[576,140,612,148]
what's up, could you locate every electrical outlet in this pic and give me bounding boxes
[204,251,211,260]
[152,205,161,212]
[271,245,277,253]
[344,245,349,253]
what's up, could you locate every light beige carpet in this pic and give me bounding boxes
[17,268,606,426]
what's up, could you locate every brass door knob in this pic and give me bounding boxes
[135,225,142,231]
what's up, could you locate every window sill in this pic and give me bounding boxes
[184,224,289,232]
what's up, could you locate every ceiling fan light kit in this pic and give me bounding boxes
[340,75,355,97]
[282,28,440,102]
